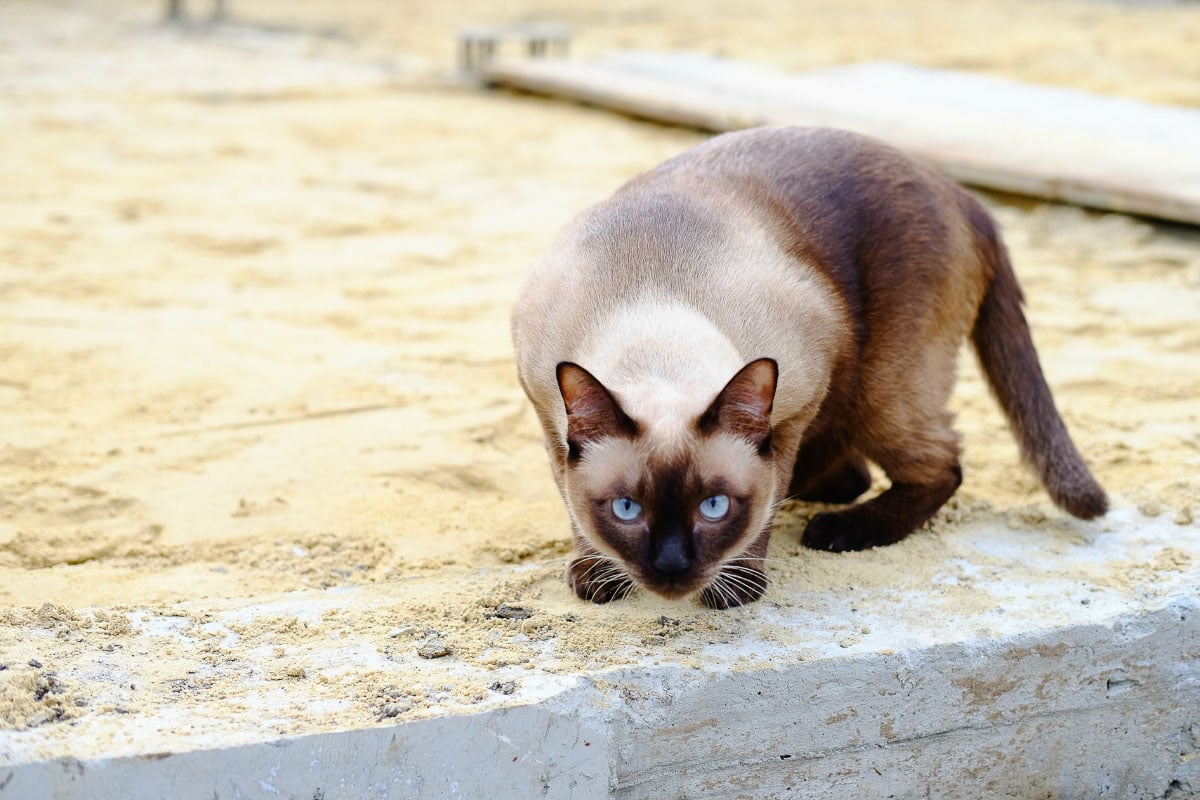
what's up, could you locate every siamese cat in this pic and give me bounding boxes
[511,126,1107,609]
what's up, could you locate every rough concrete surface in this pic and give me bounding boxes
[3,511,1197,799]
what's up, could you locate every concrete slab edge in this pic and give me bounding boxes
[3,599,1196,800]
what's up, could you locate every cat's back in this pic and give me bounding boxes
[636,126,996,351]
[643,126,984,281]
[512,130,843,347]
[513,126,992,407]
[522,126,980,302]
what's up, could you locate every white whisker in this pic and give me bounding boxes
[769,492,804,512]
[719,577,740,607]
[580,558,619,583]
[719,572,759,597]
[720,568,760,588]
[723,555,789,565]
[590,566,623,587]
[710,576,736,609]
[723,564,772,586]
[586,564,634,602]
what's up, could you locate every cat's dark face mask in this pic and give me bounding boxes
[558,360,778,605]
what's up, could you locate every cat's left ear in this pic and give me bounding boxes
[698,358,777,450]
[557,362,639,459]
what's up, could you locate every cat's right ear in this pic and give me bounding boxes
[556,363,639,459]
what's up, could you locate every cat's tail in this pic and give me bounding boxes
[968,209,1108,520]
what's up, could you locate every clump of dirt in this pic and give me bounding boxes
[0,664,86,731]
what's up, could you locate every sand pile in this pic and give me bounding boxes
[1,0,1198,758]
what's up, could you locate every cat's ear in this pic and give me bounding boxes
[698,358,777,449]
[557,362,639,458]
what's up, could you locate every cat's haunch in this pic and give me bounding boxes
[512,126,1107,609]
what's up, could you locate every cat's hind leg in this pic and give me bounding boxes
[802,415,961,551]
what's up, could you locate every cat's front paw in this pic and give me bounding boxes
[567,556,633,604]
[801,510,874,552]
[700,565,767,609]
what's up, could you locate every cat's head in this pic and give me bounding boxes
[556,358,779,602]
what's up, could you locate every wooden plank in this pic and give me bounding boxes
[482,58,771,132]
[482,53,1200,226]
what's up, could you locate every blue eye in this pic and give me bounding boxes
[699,495,730,521]
[611,497,642,521]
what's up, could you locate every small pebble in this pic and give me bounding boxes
[28,659,42,669]
[380,701,410,718]
[1174,507,1193,526]
[488,605,533,621]
[489,681,516,695]
[285,665,305,679]
[1139,500,1162,517]
[417,639,451,659]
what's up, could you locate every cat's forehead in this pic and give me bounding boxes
[578,429,761,496]
[615,382,714,439]
[577,437,642,490]
[690,433,762,486]
[576,430,693,493]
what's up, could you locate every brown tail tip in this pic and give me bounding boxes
[1049,471,1109,520]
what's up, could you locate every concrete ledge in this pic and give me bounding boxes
[612,605,1198,798]
[2,509,1198,799]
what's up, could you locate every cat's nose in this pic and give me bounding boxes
[653,535,692,578]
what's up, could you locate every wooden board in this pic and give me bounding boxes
[482,52,1200,226]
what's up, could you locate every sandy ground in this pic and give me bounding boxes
[1,0,1199,749]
